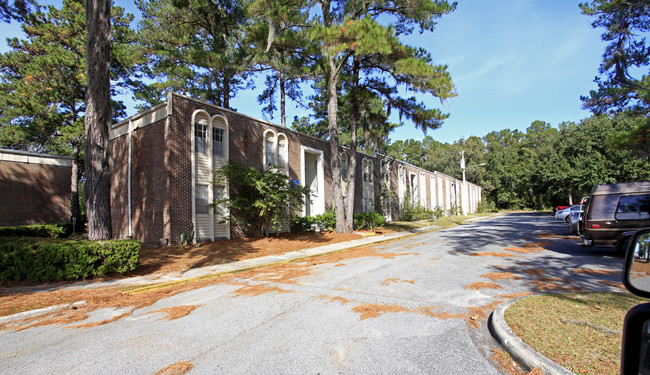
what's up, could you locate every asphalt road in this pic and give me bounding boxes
[0,213,626,374]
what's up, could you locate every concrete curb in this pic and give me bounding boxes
[0,301,87,324]
[489,296,575,375]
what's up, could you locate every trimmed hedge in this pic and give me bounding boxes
[0,239,140,282]
[0,223,73,239]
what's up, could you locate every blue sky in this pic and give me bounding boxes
[0,0,607,145]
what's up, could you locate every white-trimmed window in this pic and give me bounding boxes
[195,184,209,215]
[277,134,287,169]
[398,165,406,203]
[340,153,349,182]
[212,127,225,157]
[265,131,275,166]
[263,130,288,173]
[381,160,391,217]
[409,172,418,203]
[195,120,208,154]
[362,158,374,212]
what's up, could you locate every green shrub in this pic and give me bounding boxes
[291,209,337,232]
[0,238,140,282]
[0,223,73,239]
[399,197,438,221]
[353,212,386,232]
[291,215,315,232]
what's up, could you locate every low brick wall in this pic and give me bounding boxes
[0,149,72,227]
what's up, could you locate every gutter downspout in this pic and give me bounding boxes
[128,120,133,238]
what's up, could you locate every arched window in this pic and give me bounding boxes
[277,134,287,169]
[264,130,276,167]
[263,130,289,174]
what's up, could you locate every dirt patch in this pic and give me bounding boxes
[467,300,504,329]
[521,268,545,276]
[465,282,503,290]
[570,268,618,275]
[492,349,543,375]
[318,295,351,304]
[417,306,466,320]
[153,305,200,320]
[351,303,466,321]
[530,277,584,292]
[3,308,90,332]
[69,312,130,329]
[352,303,410,320]
[469,252,522,258]
[504,247,541,254]
[230,283,292,297]
[496,292,534,300]
[154,361,194,375]
[481,272,520,281]
[598,280,627,291]
[381,278,415,286]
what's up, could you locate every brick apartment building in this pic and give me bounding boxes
[0,149,72,227]
[109,93,482,245]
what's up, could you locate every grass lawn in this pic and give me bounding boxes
[505,292,648,374]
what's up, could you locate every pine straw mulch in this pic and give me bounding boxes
[133,231,367,276]
[0,243,419,330]
[154,361,194,375]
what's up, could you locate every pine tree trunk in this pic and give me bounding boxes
[84,0,112,240]
[345,56,360,231]
[280,70,286,128]
[327,56,347,234]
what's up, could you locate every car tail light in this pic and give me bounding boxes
[592,224,600,228]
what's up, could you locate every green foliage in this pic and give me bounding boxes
[580,0,650,115]
[0,223,73,239]
[179,224,194,247]
[214,162,311,237]
[291,209,337,232]
[0,238,140,282]
[353,212,385,232]
[0,0,142,153]
[135,0,250,109]
[399,197,441,221]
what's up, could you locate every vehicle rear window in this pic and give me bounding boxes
[615,194,650,221]
[589,195,619,220]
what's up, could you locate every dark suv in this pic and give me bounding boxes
[581,182,650,253]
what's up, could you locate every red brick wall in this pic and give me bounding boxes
[110,94,469,243]
[0,160,71,226]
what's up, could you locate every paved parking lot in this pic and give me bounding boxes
[0,213,625,374]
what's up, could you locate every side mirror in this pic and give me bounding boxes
[621,229,650,374]
[624,229,650,299]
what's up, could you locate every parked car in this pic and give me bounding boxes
[581,181,650,254]
[553,205,569,215]
[555,205,581,222]
[568,197,589,236]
